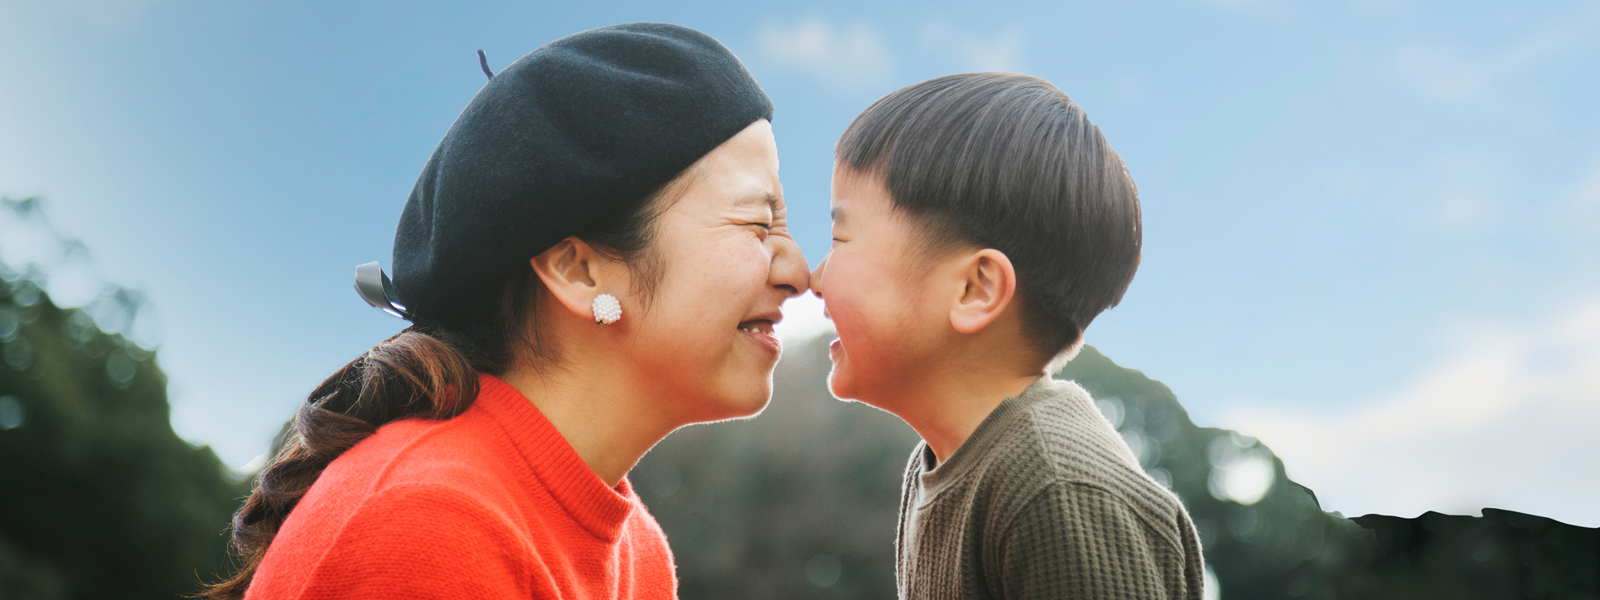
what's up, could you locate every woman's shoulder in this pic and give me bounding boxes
[251,408,535,598]
[329,405,522,500]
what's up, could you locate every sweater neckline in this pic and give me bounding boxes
[916,374,1062,504]
[474,373,637,542]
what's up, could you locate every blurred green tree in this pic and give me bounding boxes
[0,272,248,599]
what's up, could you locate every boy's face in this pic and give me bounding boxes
[810,165,951,406]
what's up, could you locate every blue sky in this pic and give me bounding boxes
[2,0,1597,525]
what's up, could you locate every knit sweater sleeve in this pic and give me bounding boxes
[288,483,531,599]
[993,481,1182,600]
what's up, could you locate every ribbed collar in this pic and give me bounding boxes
[474,373,637,542]
[916,374,1065,505]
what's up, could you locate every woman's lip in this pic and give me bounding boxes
[741,327,782,358]
[828,337,842,361]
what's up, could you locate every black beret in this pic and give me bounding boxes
[385,23,774,327]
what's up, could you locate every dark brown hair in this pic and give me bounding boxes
[836,72,1142,360]
[201,178,676,599]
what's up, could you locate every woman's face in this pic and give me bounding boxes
[617,120,808,422]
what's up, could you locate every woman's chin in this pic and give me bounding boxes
[728,396,773,421]
[674,377,772,424]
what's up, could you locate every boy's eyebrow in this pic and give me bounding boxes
[830,207,845,223]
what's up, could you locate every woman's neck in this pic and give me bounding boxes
[499,356,676,489]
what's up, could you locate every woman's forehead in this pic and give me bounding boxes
[675,177,780,217]
[677,131,782,214]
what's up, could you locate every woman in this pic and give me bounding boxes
[206,23,807,599]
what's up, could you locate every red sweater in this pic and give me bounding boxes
[247,373,678,599]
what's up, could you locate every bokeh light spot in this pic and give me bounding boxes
[805,553,842,587]
[0,395,25,429]
[1208,433,1275,505]
[3,337,34,371]
[1096,396,1125,428]
[106,351,137,388]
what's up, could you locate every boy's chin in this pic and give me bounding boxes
[825,364,880,407]
[825,364,857,402]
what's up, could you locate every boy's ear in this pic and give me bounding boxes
[530,237,608,321]
[949,248,1017,335]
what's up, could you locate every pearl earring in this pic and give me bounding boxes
[592,293,622,325]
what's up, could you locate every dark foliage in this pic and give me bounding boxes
[0,276,249,600]
[637,340,1599,599]
[1351,510,1598,599]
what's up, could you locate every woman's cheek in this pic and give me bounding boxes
[671,236,767,339]
[719,235,775,300]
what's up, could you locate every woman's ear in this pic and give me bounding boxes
[530,238,606,321]
[949,248,1017,335]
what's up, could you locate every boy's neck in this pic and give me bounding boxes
[887,352,1045,465]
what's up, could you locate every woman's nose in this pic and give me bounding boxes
[770,238,810,297]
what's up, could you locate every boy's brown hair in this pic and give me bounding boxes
[836,72,1142,362]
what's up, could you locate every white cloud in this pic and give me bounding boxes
[918,21,1027,73]
[1347,0,1415,18]
[1223,298,1600,527]
[1204,0,1268,8]
[1111,73,1145,101]
[1393,44,1493,102]
[1198,0,1306,27]
[1395,150,1509,234]
[756,18,894,93]
[1566,157,1600,229]
[1394,3,1600,103]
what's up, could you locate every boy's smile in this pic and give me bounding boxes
[810,165,949,407]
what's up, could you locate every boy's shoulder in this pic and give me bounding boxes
[979,377,1190,541]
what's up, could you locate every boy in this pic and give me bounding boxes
[810,73,1205,599]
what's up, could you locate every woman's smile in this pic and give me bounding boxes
[737,318,781,358]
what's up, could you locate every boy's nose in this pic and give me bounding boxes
[808,255,828,298]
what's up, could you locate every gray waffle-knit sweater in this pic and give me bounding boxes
[896,375,1205,600]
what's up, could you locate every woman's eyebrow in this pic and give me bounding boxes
[734,189,779,213]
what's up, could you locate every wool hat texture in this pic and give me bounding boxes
[388,22,774,327]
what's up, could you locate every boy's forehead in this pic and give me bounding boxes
[829,171,893,221]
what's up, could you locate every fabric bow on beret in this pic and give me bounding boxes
[357,22,774,327]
